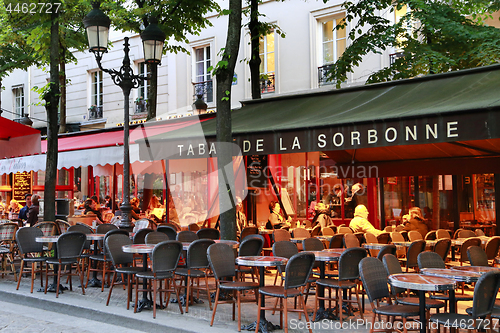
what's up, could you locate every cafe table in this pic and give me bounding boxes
[35,235,63,293]
[308,249,344,321]
[363,243,402,251]
[86,233,106,288]
[451,265,500,274]
[290,237,307,244]
[389,273,455,333]
[122,244,154,312]
[236,255,288,333]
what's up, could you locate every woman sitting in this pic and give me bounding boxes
[266,200,292,229]
[84,199,104,223]
[402,207,428,237]
[8,199,22,213]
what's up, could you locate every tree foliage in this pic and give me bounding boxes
[328,0,500,86]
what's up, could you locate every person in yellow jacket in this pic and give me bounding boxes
[349,204,384,236]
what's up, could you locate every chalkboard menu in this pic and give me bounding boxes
[13,172,32,202]
[246,155,268,188]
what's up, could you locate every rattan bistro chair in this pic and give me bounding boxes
[196,228,220,240]
[157,225,177,240]
[359,257,420,333]
[0,222,18,280]
[237,236,264,282]
[145,231,169,245]
[45,231,86,297]
[207,243,259,332]
[467,246,489,267]
[256,252,316,333]
[16,227,48,292]
[134,240,184,318]
[105,233,142,309]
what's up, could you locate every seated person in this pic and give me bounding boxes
[8,199,22,213]
[402,207,428,238]
[235,196,247,233]
[83,199,104,223]
[27,194,40,227]
[130,197,141,221]
[19,193,32,221]
[266,201,292,229]
[349,204,383,236]
[311,202,332,228]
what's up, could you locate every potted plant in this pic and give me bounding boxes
[88,105,97,119]
[135,96,146,113]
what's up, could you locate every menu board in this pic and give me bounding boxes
[12,172,31,202]
[246,155,268,188]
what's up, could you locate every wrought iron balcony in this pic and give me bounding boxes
[193,80,213,104]
[260,73,275,94]
[318,64,335,86]
[88,106,103,120]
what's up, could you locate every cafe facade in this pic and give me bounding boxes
[0,65,499,234]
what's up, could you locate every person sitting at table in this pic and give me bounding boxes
[311,202,332,228]
[8,199,22,213]
[402,207,428,238]
[90,195,101,210]
[84,198,104,223]
[349,204,384,236]
[19,193,32,221]
[26,194,40,227]
[266,200,292,229]
[235,196,247,233]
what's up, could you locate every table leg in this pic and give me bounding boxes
[136,253,153,312]
[419,290,427,333]
[38,248,67,293]
[242,266,280,332]
[313,261,338,321]
[87,239,102,288]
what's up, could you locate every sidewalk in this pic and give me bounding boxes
[0,270,474,332]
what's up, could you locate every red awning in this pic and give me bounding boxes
[0,117,39,139]
[41,116,213,153]
[0,117,41,158]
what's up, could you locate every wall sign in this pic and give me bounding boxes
[246,155,268,188]
[12,172,32,202]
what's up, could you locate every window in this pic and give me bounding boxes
[318,16,346,86]
[193,45,213,103]
[13,87,24,117]
[138,62,149,100]
[259,32,275,94]
[390,5,410,65]
[90,71,103,120]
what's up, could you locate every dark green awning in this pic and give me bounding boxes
[138,64,500,162]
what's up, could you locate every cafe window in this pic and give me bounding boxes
[13,86,24,117]
[320,15,346,66]
[259,31,276,94]
[138,62,149,101]
[475,174,495,222]
[192,44,213,103]
[91,70,103,108]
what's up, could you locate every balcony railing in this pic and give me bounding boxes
[193,80,213,104]
[318,64,335,86]
[389,52,405,65]
[260,73,275,94]
[88,106,103,120]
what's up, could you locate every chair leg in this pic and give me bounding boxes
[186,275,191,313]
[237,291,241,332]
[127,274,132,310]
[283,296,288,333]
[56,264,62,298]
[16,260,24,291]
[255,292,262,333]
[204,274,212,310]
[153,279,157,319]
[106,271,116,306]
[172,277,183,314]
[210,287,220,327]
[134,278,139,313]
[299,294,312,333]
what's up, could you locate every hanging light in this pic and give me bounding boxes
[83,2,111,54]
[140,17,166,64]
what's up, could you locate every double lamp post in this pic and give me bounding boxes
[83,2,166,230]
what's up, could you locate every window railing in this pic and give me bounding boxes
[389,52,405,65]
[260,73,275,94]
[88,106,103,120]
[318,64,335,86]
[193,80,213,104]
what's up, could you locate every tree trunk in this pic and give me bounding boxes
[59,57,66,133]
[249,0,261,99]
[146,63,158,121]
[43,7,60,221]
[215,0,242,240]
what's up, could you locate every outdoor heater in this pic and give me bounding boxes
[83,2,165,230]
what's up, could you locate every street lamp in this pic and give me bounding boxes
[83,2,165,230]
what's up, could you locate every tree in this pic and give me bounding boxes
[327,0,500,86]
[108,0,220,121]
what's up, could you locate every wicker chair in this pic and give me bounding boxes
[314,248,366,325]
[433,238,451,262]
[257,252,315,333]
[196,228,220,240]
[338,226,353,234]
[157,225,177,240]
[425,230,436,240]
[145,231,170,245]
[240,226,258,241]
[389,232,403,243]
[293,228,310,239]
[302,237,324,251]
[45,231,86,297]
[105,233,142,309]
[435,229,451,239]
[453,228,464,239]
[328,234,344,249]
[485,236,500,262]
[134,240,184,318]
[273,229,291,242]
[272,240,299,286]
[382,254,445,314]
[237,236,264,282]
[407,230,423,242]
[176,230,198,242]
[322,227,335,236]
[310,225,322,237]
[175,239,215,313]
[448,237,481,267]
[376,244,397,261]
[458,229,476,238]
[430,271,500,332]
[467,246,489,266]
[474,229,486,237]
[359,257,420,333]
[96,223,118,234]
[0,222,18,280]
[208,243,259,331]
[55,219,71,234]
[188,223,200,232]
[376,232,391,244]
[133,228,153,244]
[404,240,426,272]
[16,227,48,292]
[344,233,360,248]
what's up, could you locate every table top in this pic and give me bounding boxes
[86,233,106,240]
[236,256,288,267]
[451,266,500,275]
[35,235,60,243]
[363,243,396,250]
[392,240,437,247]
[214,239,239,248]
[315,235,333,241]
[389,273,455,292]
[122,244,155,254]
[452,236,490,246]
[290,237,307,243]
[308,250,342,261]
[258,229,274,235]
[421,268,480,283]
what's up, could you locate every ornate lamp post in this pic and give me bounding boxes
[83,2,165,230]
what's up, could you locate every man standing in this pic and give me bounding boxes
[19,193,32,222]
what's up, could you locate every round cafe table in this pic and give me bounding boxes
[35,235,64,293]
[451,265,500,275]
[122,244,155,312]
[308,249,344,321]
[236,256,288,333]
[86,233,106,288]
[389,273,455,333]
